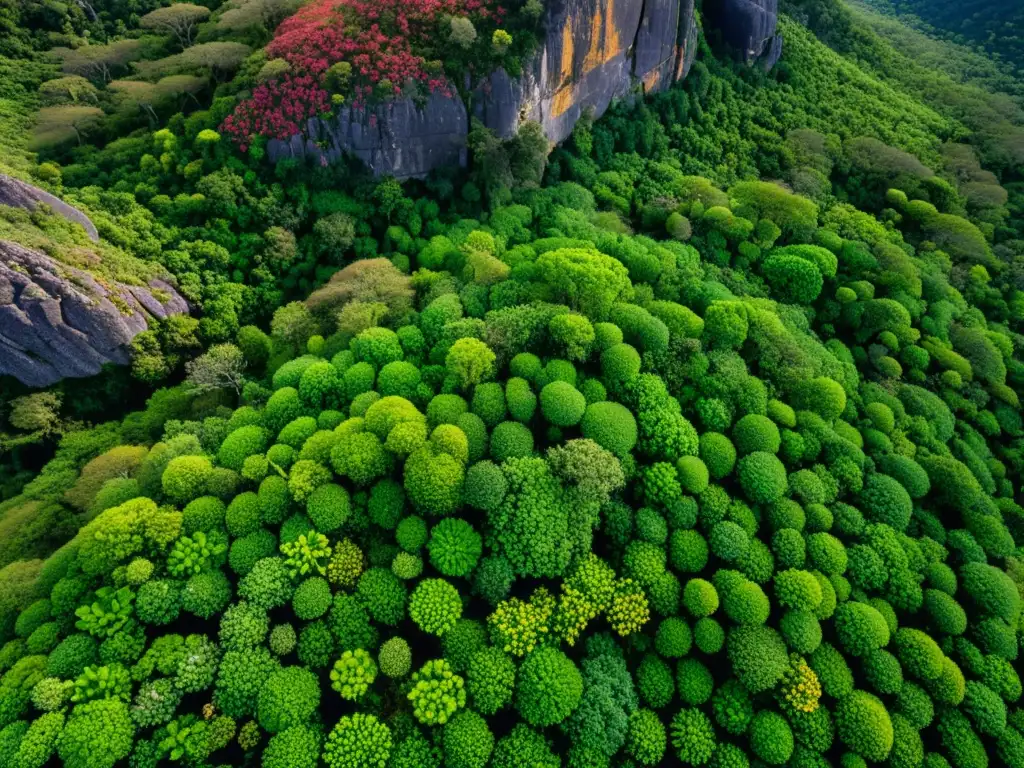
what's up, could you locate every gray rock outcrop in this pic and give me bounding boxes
[268,0,709,178]
[477,0,700,143]
[704,0,783,69]
[0,174,99,242]
[0,240,189,388]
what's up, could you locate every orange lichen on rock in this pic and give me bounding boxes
[582,0,624,75]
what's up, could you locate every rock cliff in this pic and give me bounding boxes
[268,0,705,178]
[0,240,189,388]
[704,0,783,69]
[476,0,700,143]
[0,174,99,242]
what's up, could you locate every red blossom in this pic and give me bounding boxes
[221,0,505,148]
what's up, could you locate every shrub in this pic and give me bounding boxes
[960,562,1021,624]
[627,708,667,765]
[356,569,406,626]
[539,381,587,427]
[403,446,464,516]
[292,577,332,621]
[858,474,913,532]
[656,616,692,658]
[466,646,515,715]
[581,401,638,455]
[671,530,710,573]
[834,601,890,657]
[56,699,134,768]
[306,484,350,533]
[161,455,212,504]
[724,581,770,625]
[378,637,411,678]
[710,521,750,561]
[489,421,534,462]
[733,414,781,455]
[894,628,944,681]
[683,579,719,618]
[491,724,559,768]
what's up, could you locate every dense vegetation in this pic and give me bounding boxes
[0,0,1023,766]
[859,0,1024,78]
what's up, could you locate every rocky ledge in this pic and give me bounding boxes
[0,240,189,388]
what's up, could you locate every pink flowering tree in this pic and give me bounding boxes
[221,0,508,149]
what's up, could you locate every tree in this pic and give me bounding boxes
[217,0,303,34]
[185,344,248,395]
[53,41,144,83]
[32,105,104,147]
[134,43,252,81]
[468,119,512,204]
[38,76,97,105]
[7,392,63,435]
[449,17,478,48]
[305,259,413,320]
[271,302,319,348]
[107,81,164,125]
[140,3,212,48]
[510,121,549,189]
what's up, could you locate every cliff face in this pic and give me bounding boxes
[0,240,189,388]
[476,0,700,143]
[268,0,703,178]
[705,0,783,69]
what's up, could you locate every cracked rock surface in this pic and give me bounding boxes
[0,240,188,388]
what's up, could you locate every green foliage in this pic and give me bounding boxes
[835,690,894,762]
[330,649,377,700]
[516,647,583,727]
[410,578,462,636]
[0,19,1020,767]
[408,659,466,725]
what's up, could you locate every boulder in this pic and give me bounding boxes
[0,174,99,242]
[268,0,709,177]
[0,240,189,388]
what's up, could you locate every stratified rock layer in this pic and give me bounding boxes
[0,240,189,388]
[268,0,704,178]
[0,174,99,242]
